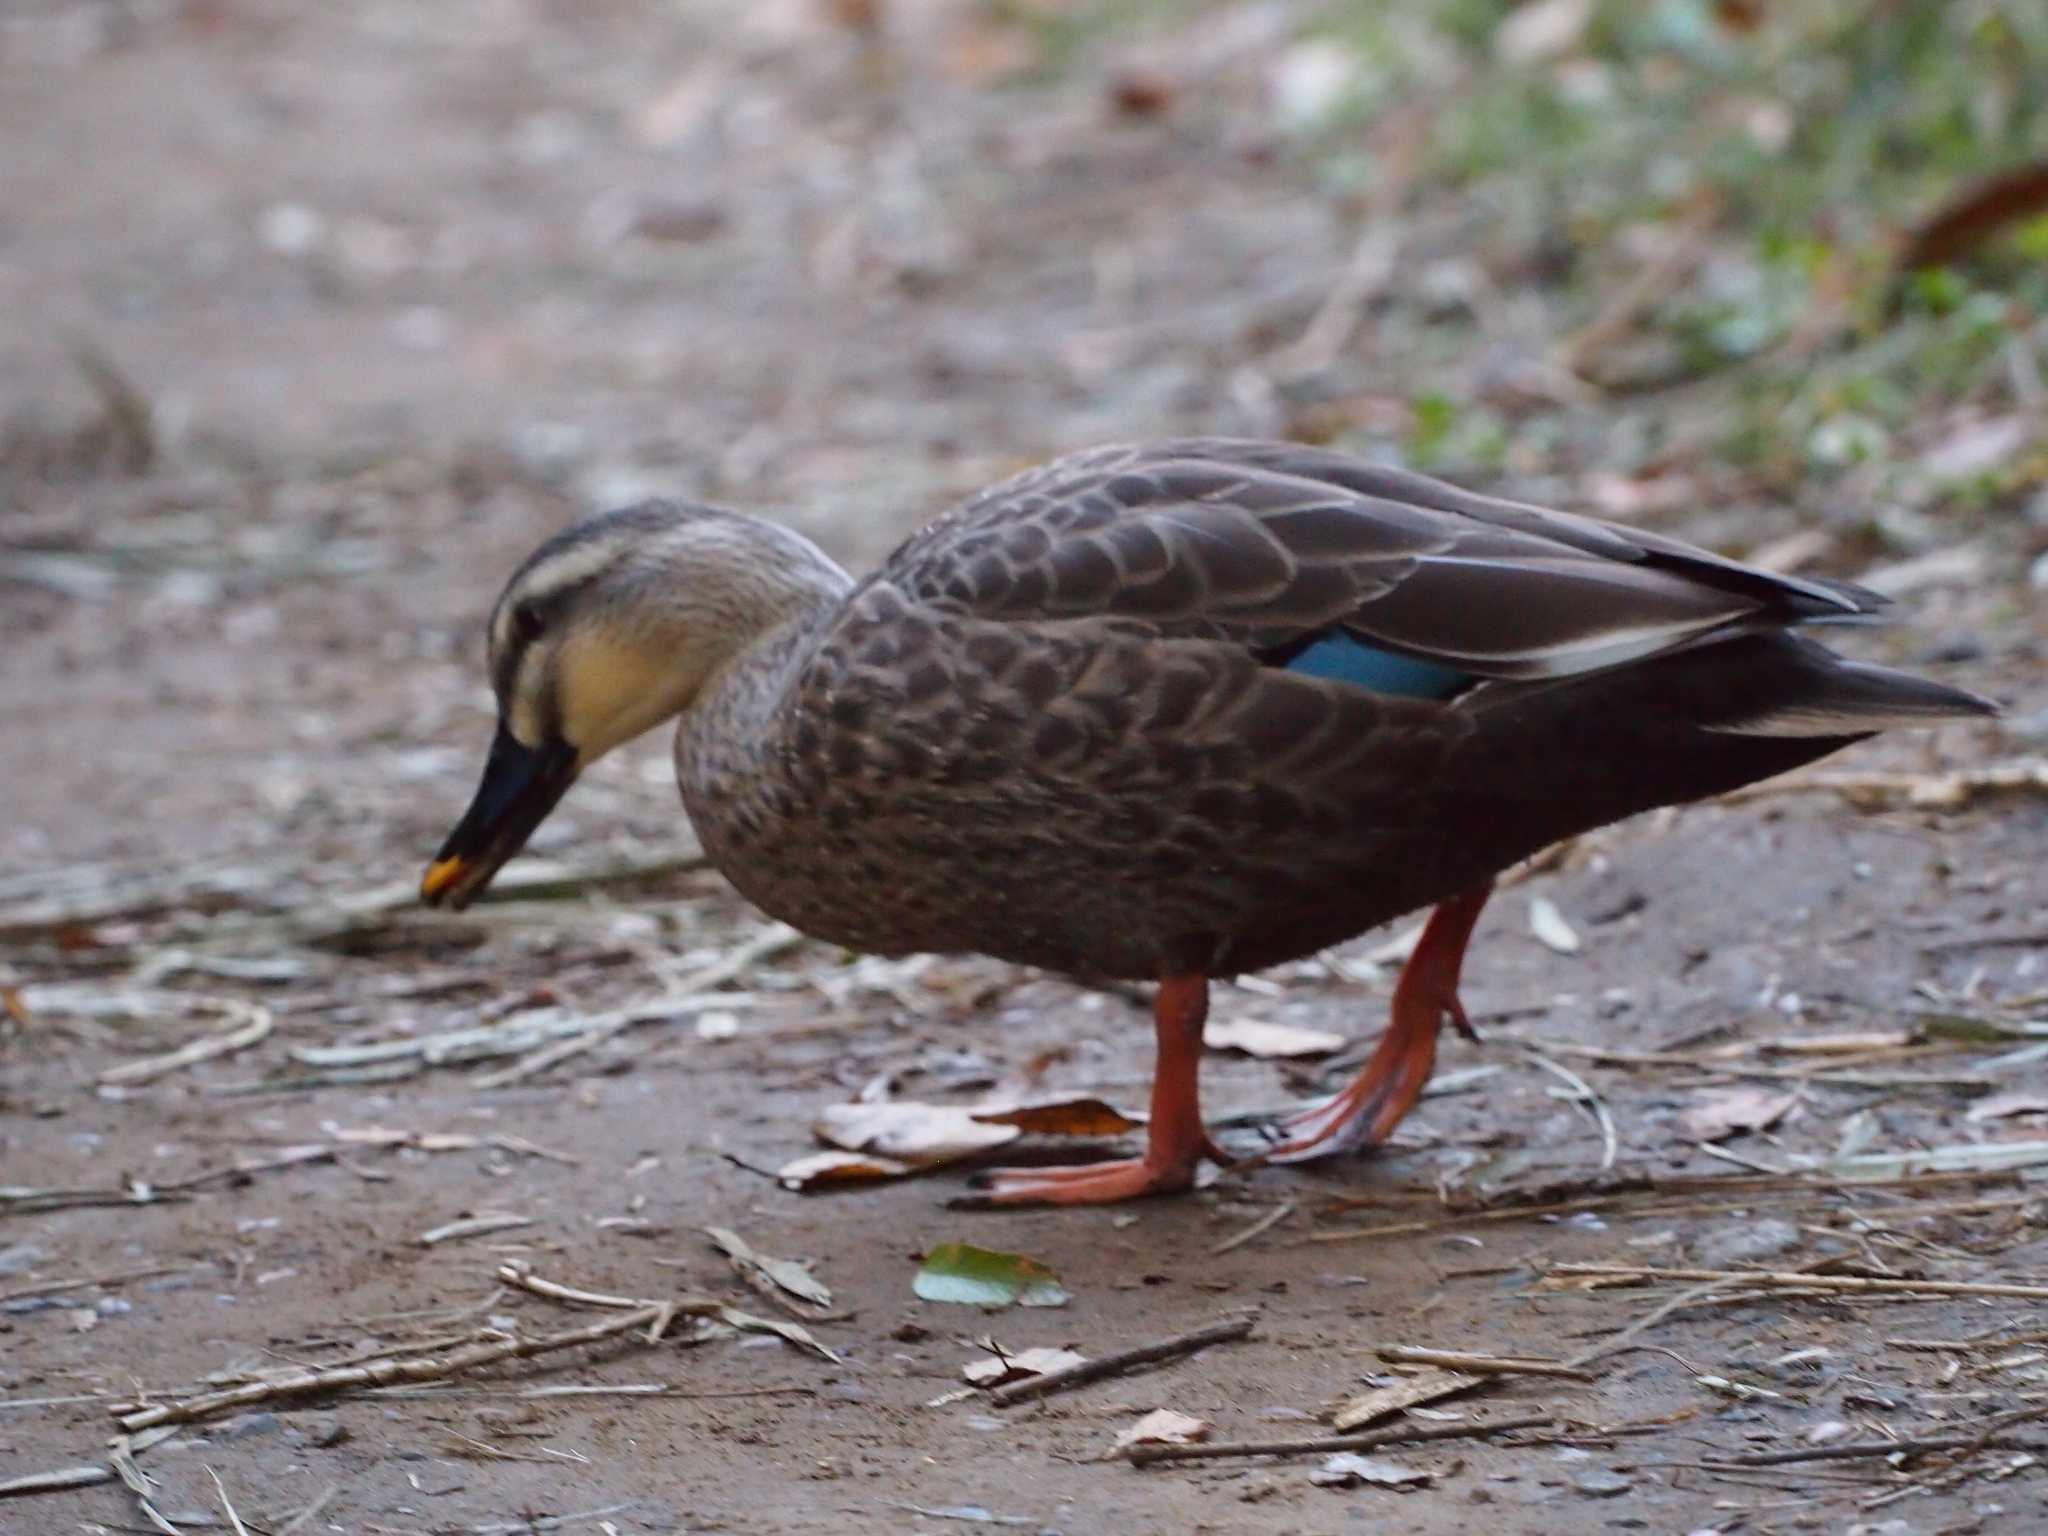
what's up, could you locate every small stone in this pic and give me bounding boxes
[219,1412,280,1440]
[0,1244,44,1276]
[1695,1218,1801,1268]
[1574,1468,1633,1498]
[304,1417,350,1448]
[822,1382,868,1403]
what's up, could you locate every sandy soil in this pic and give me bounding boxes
[3,4,2045,1534]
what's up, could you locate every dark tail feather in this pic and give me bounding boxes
[1703,638,1998,739]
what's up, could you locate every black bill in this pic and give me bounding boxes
[419,723,579,909]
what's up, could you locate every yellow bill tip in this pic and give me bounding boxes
[420,856,469,903]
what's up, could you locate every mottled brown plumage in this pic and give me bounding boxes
[422,438,1995,1202]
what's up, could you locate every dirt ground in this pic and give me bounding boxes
[4,4,2047,1534]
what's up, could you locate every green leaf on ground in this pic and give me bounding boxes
[914,1242,1070,1309]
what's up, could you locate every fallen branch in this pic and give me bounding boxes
[1712,1406,2048,1468]
[117,1305,665,1431]
[990,1312,1256,1408]
[1548,1263,2048,1302]
[496,1262,727,1329]
[1127,1411,1553,1467]
[1379,1346,1592,1381]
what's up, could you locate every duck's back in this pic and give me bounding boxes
[679,441,1990,979]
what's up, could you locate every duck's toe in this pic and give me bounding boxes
[954,1155,1201,1207]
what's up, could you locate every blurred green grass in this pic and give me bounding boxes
[1317,0,2046,496]
[1000,0,2048,550]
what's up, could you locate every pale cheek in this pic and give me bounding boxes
[557,636,676,755]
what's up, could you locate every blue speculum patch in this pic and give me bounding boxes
[1283,632,1471,699]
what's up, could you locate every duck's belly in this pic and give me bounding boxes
[685,790,1506,982]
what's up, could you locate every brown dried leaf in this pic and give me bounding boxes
[775,1150,914,1190]
[1682,1087,1798,1143]
[1332,1370,1479,1431]
[962,1346,1086,1388]
[1112,1408,1211,1450]
[972,1097,1144,1136]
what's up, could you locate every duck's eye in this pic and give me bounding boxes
[509,602,545,647]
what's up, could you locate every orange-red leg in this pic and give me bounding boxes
[1263,881,1494,1163]
[970,973,1227,1205]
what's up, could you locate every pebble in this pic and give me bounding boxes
[1574,1468,1633,1498]
[219,1412,281,1440]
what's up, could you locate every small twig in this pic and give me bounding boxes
[1713,1406,2048,1468]
[1210,1200,1295,1256]
[1379,1346,1593,1381]
[496,1264,655,1310]
[495,1263,725,1329]
[1127,1411,1553,1467]
[471,925,803,1087]
[118,1305,665,1431]
[1524,1051,1618,1172]
[0,1264,188,1305]
[417,1213,533,1247]
[208,1468,251,1536]
[98,1003,273,1086]
[1549,1263,2048,1302]
[1566,1279,1729,1371]
[0,1465,114,1499]
[990,1312,1256,1408]
[276,1483,341,1536]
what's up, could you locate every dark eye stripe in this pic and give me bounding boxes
[489,573,602,703]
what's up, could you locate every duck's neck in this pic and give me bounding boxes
[672,528,851,829]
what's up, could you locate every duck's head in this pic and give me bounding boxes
[419,500,846,909]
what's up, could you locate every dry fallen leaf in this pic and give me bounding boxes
[972,1097,1145,1136]
[962,1346,1086,1388]
[704,1226,833,1309]
[1682,1087,1798,1142]
[1113,1408,1211,1451]
[716,1307,841,1363]
[1205,1018,1345,1058]
[815,1102,1019,1164]
[775,1149,913,1190]
[1332,1370,1478,1431]
[1310,1451,1431,1488]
